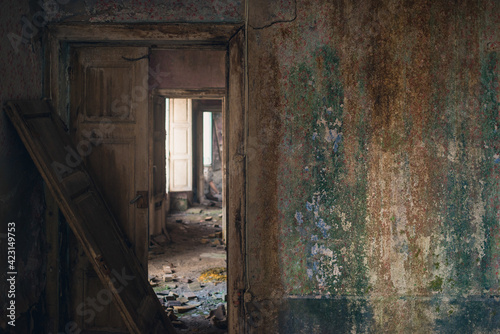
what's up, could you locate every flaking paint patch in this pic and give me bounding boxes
[278,41,369,296]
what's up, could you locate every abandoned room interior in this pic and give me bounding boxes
[1,0,500,333]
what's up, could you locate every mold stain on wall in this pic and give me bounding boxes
[278,44,369,297]
[273,0,500,332]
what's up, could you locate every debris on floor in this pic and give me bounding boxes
[149,205,227,333]
[206,304,227,330]
[199,267,226,283]
[152,233,170,246]
[189,282,203,291]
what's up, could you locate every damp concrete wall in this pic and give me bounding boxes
[246,0,500,332]
[1,0,499,333]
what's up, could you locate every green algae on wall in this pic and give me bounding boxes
[278,45,369,296]
[271,0,500,332]
[478,50,500,293]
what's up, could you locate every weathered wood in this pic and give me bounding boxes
[169,99,193,192]
[227,28,247,334]
[44,183,60,334]
[69,46,152,331]
[4,100,176,334]
[47,23,241,43]
[195,102,205,204]
[150,96,167,236]
[71,46,150,268]
[153,88,226,98]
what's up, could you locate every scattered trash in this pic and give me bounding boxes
[188,282,203,291]
[149,275,160,286]
[166,309,177,321]
[184,292,197,299]
[166,300,182,308]
[163,274,174,282]
[206,304,227,329]
[165,291,179,300]
[173,303,201,313]
[150,205,226,332]
[177,277,193,284]
[165,294,177,301]
[177,296,189,304]
[199,267,226,283]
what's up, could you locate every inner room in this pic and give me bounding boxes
[146,48,228,332]
[148,97,227,332]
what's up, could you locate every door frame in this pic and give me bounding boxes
[154,89,225,217]
[44,23,247,333]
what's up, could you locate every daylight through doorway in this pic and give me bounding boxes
[148,97,227,333]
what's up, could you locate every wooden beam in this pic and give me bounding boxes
[44,183,60,333]
[47,23,242,43]
[153,88,226,98]
[4,101,176,334]
[227,28,247,334]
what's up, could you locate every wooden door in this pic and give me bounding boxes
[169,98,193,192]
[150,96,166,235]
[70,46,150,332]
[4,100,175,334]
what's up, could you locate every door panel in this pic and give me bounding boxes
[70,46,150,332]
[169,98,193,192]
[150,96,166,236]
[3,100,175,334]
[72,46,148,267]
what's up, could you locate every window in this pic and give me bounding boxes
[203,111,213,166]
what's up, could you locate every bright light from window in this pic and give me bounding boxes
[203,112,212,166]
[165,98,170,193]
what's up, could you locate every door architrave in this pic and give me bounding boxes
[44,23,247,333]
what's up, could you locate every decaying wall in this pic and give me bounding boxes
[0,0,46,332]
[246,0,500,332]
[1,0,499,332]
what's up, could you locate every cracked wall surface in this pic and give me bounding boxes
[246,0,500,332]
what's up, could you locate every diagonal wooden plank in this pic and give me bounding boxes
[4,100,176,334]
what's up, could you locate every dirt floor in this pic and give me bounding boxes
[148,204,227,333]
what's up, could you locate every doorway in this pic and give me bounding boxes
[47,24,246,334]
[149,94,227,332]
